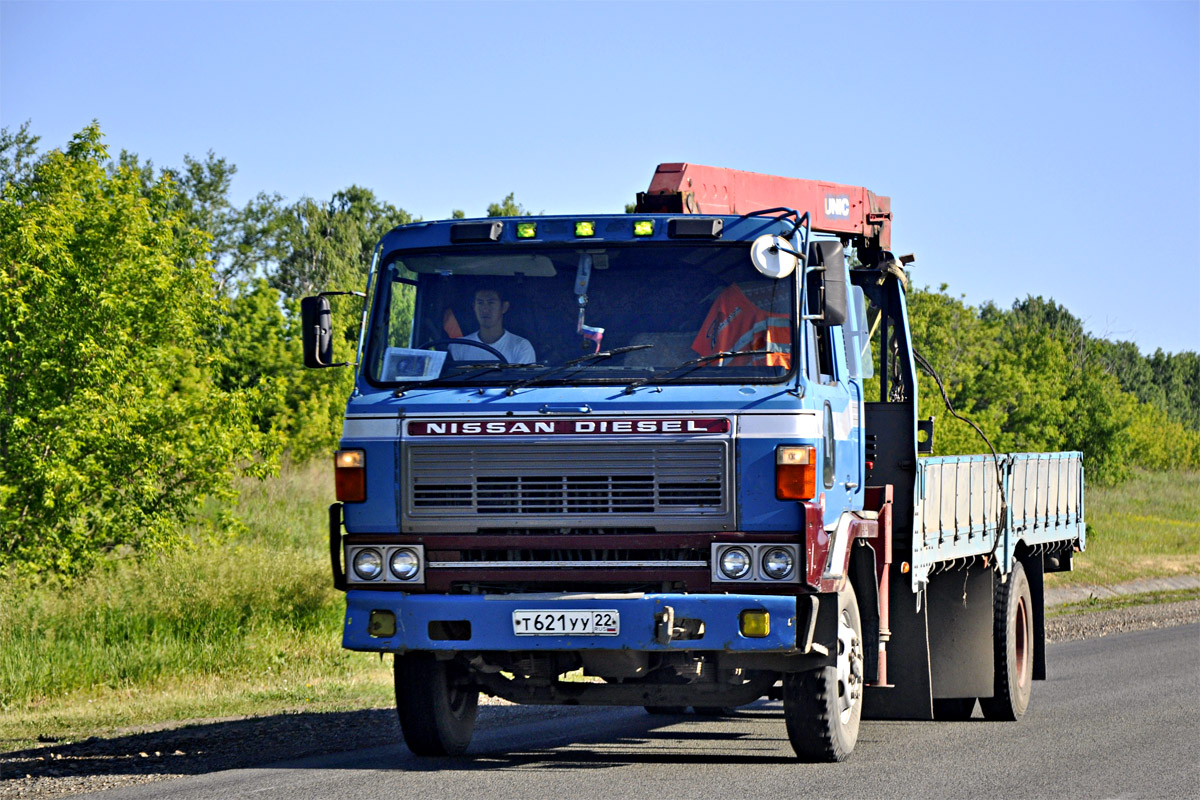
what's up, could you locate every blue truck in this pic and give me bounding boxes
[301,163,1085,761]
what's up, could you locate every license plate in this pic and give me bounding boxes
[512,609,620,636]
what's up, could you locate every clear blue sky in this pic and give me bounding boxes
[2,0,1197,354]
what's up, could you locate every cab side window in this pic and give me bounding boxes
[806,323,838,385]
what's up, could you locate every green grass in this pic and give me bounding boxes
[0,461,393,751]
[2,464,1197,752]
[1046,587,1200,618]
[1046,469,1200,587]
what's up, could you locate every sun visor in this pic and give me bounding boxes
[399,254,557,277]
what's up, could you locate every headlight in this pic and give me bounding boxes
[719,547,751,579]
[389,548,420,581]
[761,547,795,580]
[352,548,383,581]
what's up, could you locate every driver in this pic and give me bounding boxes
[448,288,536,363]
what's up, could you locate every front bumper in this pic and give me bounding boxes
[343,591,802,653]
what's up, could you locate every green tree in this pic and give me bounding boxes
[486,192,531,217]
[906,286,1147,483]
[161,151,242,291]
[111,148,285,293]
[0,124,276,575]
[1149,349,1200,430]
[1126,400,1200,470]
[245,187,414,460]
[217,279,357,463]
[0,121,40,189]
[1059,362,1136,484]
[1093,338,1165,409]
[907,285,1004,456]
[268,185,411,300]
[218,279,296,431]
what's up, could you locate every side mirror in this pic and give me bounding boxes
[807,241,848,326]
[301,295,334,368]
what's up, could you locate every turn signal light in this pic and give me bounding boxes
[368,610,396,637]
[776,445,816,500]
[335,449,366,502]
[740,610,770,638]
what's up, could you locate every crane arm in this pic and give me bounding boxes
[636,162,892,256]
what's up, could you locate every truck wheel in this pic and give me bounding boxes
[395,653,478,756]
[979,561,1033,721]
[783,581,863,761]
[932,697,977,720]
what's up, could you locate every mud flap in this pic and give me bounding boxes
[863,561,933,720]
[927,565,994,699]
[1022,554,1047,680]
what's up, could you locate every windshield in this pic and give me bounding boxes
[364,243,796,388]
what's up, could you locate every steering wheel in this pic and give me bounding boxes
[419,338,508,364]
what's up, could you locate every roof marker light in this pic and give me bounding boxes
[516,222,537,239]
[575,221,596,237]
[633,220,655,236]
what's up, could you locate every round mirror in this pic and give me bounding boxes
[750,234,798,279]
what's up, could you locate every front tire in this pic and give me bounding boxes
[395,653,479,756]
[979,561,1034,721]
[783,581,864,761]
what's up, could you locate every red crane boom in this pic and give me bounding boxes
[636,162,892,256]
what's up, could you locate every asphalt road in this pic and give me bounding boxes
[82,623,1199,800]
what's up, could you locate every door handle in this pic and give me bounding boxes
[539,404,592,414]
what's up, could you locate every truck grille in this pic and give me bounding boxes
[403,442,733,532]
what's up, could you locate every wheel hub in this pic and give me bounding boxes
[1015,596,1029,689]
[836,607,864,723]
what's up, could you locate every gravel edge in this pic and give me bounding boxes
[3,598,1197,799]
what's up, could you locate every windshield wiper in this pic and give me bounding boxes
[394,362,539,397]
[502,344,653,396]
[622,349,772,394]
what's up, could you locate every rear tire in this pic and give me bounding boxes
[783,581,863,761]
[395,653,478,756]
[979,561,1034,721]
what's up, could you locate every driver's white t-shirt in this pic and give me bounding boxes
[449,331,536,364]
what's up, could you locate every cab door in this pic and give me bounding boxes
[805,319,863,528]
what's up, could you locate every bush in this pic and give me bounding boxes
[0,125,277,575]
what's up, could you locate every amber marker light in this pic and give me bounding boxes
[633,220,655,236]
[335,449,366,502]
[575,221,595,237]
[775,445,817,500]
[740,610,770,638]
[516,222,537,239]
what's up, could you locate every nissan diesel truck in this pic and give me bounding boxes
[301,163,1085,761]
